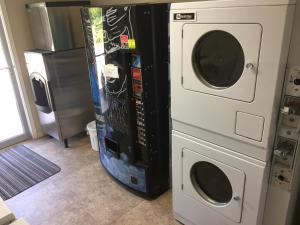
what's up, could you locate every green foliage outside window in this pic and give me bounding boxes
[89,8,103,46]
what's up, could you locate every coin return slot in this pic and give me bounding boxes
[105,137,120,158]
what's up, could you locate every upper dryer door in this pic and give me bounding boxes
[182,24,262,102]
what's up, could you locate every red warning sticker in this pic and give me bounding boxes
[120,35,129,43]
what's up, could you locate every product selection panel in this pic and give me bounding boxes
[131,55,147,147]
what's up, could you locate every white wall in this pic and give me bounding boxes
[1,0,42,138]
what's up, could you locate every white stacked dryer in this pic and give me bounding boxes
[170,1,296,225]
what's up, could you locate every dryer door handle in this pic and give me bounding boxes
[233,196,240,201]
[246,63,255,70]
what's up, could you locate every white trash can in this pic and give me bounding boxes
[86,121,99,151]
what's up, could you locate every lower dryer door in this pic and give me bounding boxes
[182,148,245,222]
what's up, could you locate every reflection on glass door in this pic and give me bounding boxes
[0,16,29,148]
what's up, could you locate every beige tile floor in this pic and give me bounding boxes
[4,135,181,225]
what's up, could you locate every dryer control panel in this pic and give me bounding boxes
[271,68,300,191]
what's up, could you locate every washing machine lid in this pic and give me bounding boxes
[182,148,245,222]
[171,0,296,10]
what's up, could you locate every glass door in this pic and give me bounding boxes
[0,16,30,149]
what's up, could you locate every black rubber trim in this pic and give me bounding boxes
[45,1,90,7]
[26,1,90,9]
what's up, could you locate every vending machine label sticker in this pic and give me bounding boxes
[120,35,129,49]
[132,55,141,68]
[120,35,129,43]
[103,64,119,79]
[128,39,136,49]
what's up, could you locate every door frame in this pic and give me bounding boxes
[0,6,31,149]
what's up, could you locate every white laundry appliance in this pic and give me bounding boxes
[170,1,296,225]
[170,0,295,161]
[172,132,269,225]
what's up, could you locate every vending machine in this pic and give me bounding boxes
[81,4,170,198]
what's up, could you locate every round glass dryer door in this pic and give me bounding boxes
[182,24,262,102]
[192,31,245,89]
[190,161,233,205]
[182,148,245,222]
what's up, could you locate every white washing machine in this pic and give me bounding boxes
[170,0,295,161]
[172,131,269,225]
